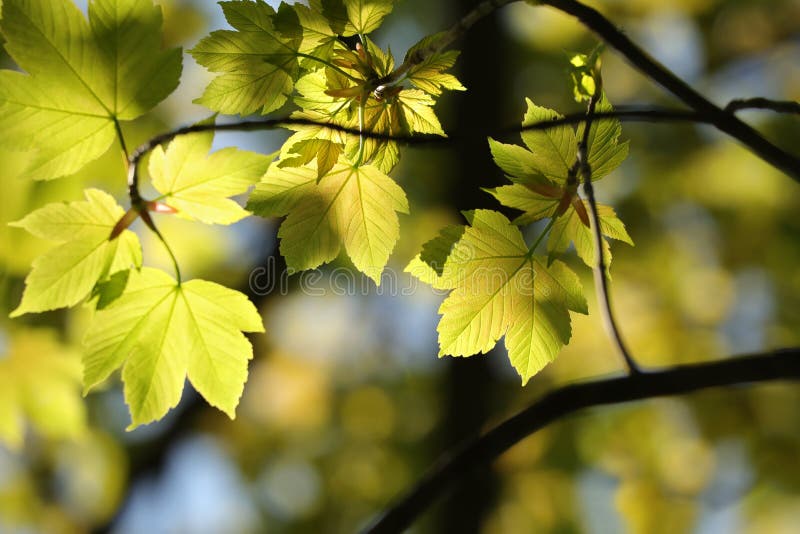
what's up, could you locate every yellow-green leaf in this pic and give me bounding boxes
[149,124,272,225]
[547,201,633,267]
[0,0,181,180]
[9,189,142,317]
[409,210,587,383]
[520,99,576,182]
[249,159,409,284]
[82,267,264,429]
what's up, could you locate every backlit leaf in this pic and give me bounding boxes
[0,0,181,180]
[9,189,142,317]
[408,210,587,383]
[83,267,264,428]
[248,159,408,284]
[149,122,272,225]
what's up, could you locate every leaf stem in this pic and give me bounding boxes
[113,118,130,171]
[526,217,556,257]
[353,96,367,167]
[140,211,182,284]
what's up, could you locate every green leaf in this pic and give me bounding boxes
[92,269,131,310]
[345,0,393,34]
[488,138,551,185]
[0,329,86,449]
[577,95,629,180]
[485,184,560,225]
[408,210,586,383]
[82,267,264,429]
[272,2,337,62]
[0,0,181,180]
[520,99,576,182]
[406,50,466,96]
[547,201,633,267]
[398,89,446,135]
[148,122,272,225]
[190,1,302,115]
[9,189,142,317]
[248,159,409,284]
[279,137,343,179]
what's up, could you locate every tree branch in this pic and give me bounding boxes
[538,0,800,182]
[725,97,800,115]
[361,347,800,533]
[382,0,800,181]
[124,104,777,168]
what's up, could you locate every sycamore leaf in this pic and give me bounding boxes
[0,329,86,449]
[406,50,466,96]
[82,267,264,429]
[279,138,343,179]
[577,96,629,180]
[487,96,633,267]
[486,184,560,225]
[9,189,142,317]
[488,138,550,185]
[189,1,302,115]
[520,99,576,182]
[547,201,633,267]
[344,0,394,34]
[311,0,393,36]
[0,0,181,180]
[398,89,446,135]
[407,210,587,383]
[247,159,408,284]
[148,124,272,225]
[271,1,338,66]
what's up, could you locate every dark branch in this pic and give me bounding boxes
[539,0,800,182]
[361,347,800,534]
[379,0,800,180]
[725,97,800,115]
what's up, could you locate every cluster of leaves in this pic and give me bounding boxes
[1,0,631,431]
[0,0,266,429]
[202,0,465,282]
[407,82,633,383]
[1,0,466,431]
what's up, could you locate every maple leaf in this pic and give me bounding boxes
[148,121,272,225]
[0,0,181,180]
[82,267,264,429]
[486,97,632,267]
[247,159,408,284]
[310,0,394,36]
[0,329,86,449]
[9,189,142,317]
[403,35,466,96]
[407,210,587,383]
[189,1,302,115]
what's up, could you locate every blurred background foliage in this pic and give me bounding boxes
[1,0,799,532]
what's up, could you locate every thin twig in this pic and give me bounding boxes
[360,347,800,533]
[725,97,800,115]
[576,87,641,374]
